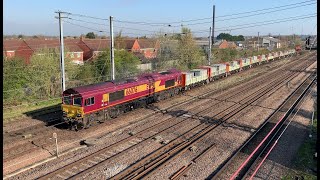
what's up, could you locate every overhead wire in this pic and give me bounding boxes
[113,0,316,26]
[66,12,109,21]
[62,19,106,33]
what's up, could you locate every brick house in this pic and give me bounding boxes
[81,39,111,60]
[215,40,237,49]
[3,40,21,59]
[124,39,140,52]
[3,39,33,64]
[24,39,85,64]
[137,39,160,59]
[64,39,85,64]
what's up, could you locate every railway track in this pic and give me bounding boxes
[210,72,317,180]
[109,56,315,180]
[34,53,316,179]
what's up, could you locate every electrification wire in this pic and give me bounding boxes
[67,17,108,26]
[170,2,316,27]
[66,12,109,21]
[62,19,106,33]
[113,0,316,26]
[214,13,317,30]
[216,14,317,32]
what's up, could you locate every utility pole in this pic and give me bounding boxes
[208,27,212,65]
[257,32,260,51]
[109,16,115,80]
[212,5,215,45]
[55,11,66,92]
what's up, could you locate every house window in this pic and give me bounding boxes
[109,90,124,102]
[70,53,74,58]
[77,53,81,58]
[85,97,95,106]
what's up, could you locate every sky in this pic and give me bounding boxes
[3,0,317,37]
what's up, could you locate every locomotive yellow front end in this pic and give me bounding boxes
[62,95,84,124]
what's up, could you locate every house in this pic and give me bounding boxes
[3,39,33,63]
[64,39,86,64]
[262,37,281,48]
[81,38,111,60]
[137,39,160,59]
[213,40,237,49]
[115,39,140,52]
[3,40,21,59]
[24,39,85,64]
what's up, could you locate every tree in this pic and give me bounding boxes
[176,27,204,70]
[85,32,96,39]
[94,49,141,81]
[217,33,245,41]
[139,35,148,39]
[115,30,126,50]
[3,57,30,105]
[18,34,24,39]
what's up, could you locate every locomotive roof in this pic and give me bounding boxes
[64,78,148,96]
[64,69,181,96]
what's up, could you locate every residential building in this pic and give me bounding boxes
[3,39,33,63]
[213,40,237,49]
[24,39,85,64]
[81,38,111,60]
[137,39,160,59]
[262,37,281,48]
[3,40,20,59]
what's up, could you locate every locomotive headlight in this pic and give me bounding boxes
[76,110,82,117]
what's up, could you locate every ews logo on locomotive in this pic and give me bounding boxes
[125,86,138,96]
[125,84,150,96]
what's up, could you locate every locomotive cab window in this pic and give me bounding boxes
[73,97,82,106]
[165,79,175,88]
[85,97,95,106]
[109,90,124,102]
[63,96,72,105]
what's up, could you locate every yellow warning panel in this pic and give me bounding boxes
[103,93,109,102]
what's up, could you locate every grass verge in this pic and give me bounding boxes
[3,99,61,123]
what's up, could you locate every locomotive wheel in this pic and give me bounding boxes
[68,122,75,130]
[75,121,85,131]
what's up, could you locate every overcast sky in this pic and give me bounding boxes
[4,0,317,37]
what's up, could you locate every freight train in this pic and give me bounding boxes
[62,49,296,130]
